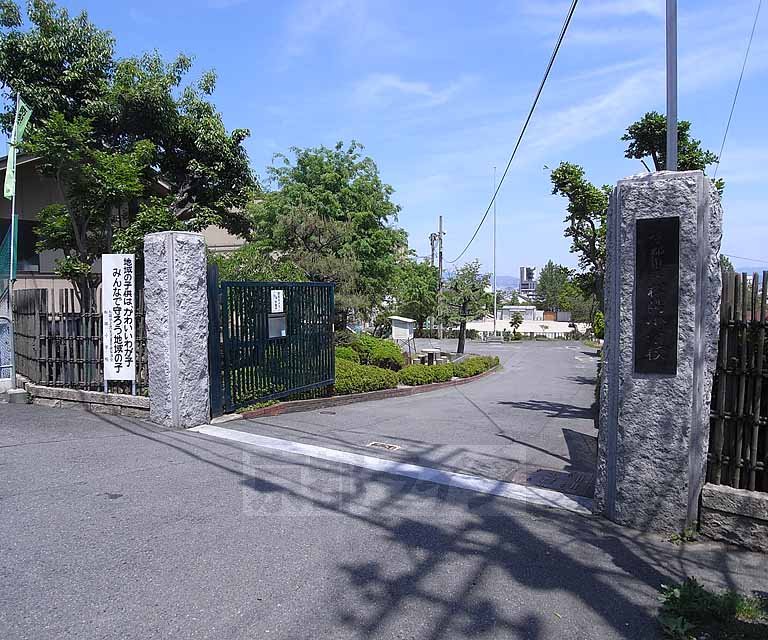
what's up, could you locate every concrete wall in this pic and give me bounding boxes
[700,484,768,553]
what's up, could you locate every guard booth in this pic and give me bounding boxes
[207,266,335,416]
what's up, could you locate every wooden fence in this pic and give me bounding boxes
[13,286,148,395]
[707,270,768,492]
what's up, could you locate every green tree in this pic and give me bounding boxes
[719,254,734,274]
[443,260,490,354]
[0,0,114,132]
[551,112,721,316]
[208,243,307,282]
[509,311,523,335]
[27,113,154,307]
[622,111,719,173]
[505,289,520,306]
[250,141,407,320]
[0,0,256,303]
[393,258,439,331]
[536,260,572,312]
[550,162,609,313]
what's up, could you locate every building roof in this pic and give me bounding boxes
[388,315,416,324]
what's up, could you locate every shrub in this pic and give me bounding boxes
[335,328,359,347]
[452,355,499,378]
[593,311,605,340]
[352,333,404,370]
[352,333,378,362]
[398,363,454,386]
[369,341,405,370]
[335,346,360,363]
[334,359,398,395]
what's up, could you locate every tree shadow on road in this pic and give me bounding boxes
[498,399,595,421]
[85,412,763,640]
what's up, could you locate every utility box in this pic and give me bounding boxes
[389,315,416,342]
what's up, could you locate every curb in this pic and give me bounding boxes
[239,365,500,419]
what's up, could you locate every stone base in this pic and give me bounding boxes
[24,384,150,418]
[6,388,27,404]
[700,484,768,553]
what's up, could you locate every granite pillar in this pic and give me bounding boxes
[595,171,722,533]
[144,232,210,428]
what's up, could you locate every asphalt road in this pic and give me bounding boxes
[232,340,599,497]
[1,346,766,639]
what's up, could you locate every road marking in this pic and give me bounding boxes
[190,425,594,515]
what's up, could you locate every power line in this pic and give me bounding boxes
[714,0,762,178]
[722,252,768,266]
[447,0,579,264]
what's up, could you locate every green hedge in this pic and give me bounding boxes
[335,346,360,363]
[352,334,405,370]
[452,355,499,378]
[398,363,454,386]
[334,359,399,395]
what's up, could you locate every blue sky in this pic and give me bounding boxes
[61,0,767,275]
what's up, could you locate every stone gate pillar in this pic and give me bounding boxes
[595,171,722,533]
[144,231,210,428]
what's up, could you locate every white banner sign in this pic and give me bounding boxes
[270,289,284,313]
[102,254,136,381]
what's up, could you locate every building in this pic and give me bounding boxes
[0,154,245,292]
[519,266,536,297]
[499,305,542,322]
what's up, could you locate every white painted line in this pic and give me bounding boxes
[190,424,594,515]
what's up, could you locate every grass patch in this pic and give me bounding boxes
[659,577,768,640]
[582,339,602,349]
[240,400,279,412]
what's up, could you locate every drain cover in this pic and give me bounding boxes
[367,441,401,451]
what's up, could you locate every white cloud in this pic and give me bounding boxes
[283,0,407,57]
[351,73,469,109]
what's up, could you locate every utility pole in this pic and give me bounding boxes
[666,0,678,171]
[492,166,497,335]
[437,215,444,341]
[429,232,437,267]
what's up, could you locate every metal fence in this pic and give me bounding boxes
[13,286,148,395]
[209,271,335,415]
[707,271,767,492]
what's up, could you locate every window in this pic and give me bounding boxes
[0,218,40,273]
[268,313,287,339]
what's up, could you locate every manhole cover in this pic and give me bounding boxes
[367,441,401,451]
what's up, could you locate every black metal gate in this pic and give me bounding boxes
[208,266,335,416]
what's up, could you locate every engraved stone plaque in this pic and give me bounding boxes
[634,217,679,374]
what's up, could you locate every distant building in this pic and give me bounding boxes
[499,305,541,321]
[519,266,536,297]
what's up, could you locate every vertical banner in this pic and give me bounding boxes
[102,254,136,381]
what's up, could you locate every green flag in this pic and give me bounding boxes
[4,97,32,201]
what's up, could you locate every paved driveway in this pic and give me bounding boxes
[1,401,766,640]
[228,340,599,497]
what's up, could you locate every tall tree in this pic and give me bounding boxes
[550,162,609,312]
[393,258,439,331]
[550,111,720,316]
[443,260,490,354]
[27,114,154,306]
[535,260,572,312]
[250,141,407,320]
[0,0,256,305]
[0,0,114,132]
[622,111,719,173]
